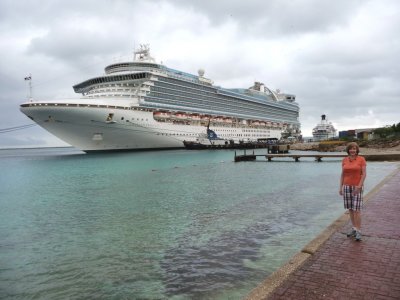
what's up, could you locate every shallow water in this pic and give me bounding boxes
[0,148,397,299]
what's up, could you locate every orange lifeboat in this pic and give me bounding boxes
[223,117,233,124]
[190,114,201,121]
[153,111,171,119]
[201,115,211,121]
[174,112,188,120]
[215,116,224,123]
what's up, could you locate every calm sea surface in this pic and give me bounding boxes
[0,147,397,299]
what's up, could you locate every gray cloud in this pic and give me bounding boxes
[0,0,399,148]
[169,0,365,35]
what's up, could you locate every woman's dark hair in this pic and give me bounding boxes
[346,142,360,155]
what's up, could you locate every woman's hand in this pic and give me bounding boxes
[352,186,362,196]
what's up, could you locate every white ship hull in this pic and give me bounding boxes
[20,101,283,152]
[20,45,299,151]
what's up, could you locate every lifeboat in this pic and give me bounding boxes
[214,116,224,123]
[174,112,188,120]
[223,117,233,124]
[252,121,260,126]
[201,115,211,121]
[259,121,266,126]
[153,111,171,119]
[190,114,201,121]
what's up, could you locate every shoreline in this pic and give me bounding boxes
[245,164,400,299]
[290,141,400,155]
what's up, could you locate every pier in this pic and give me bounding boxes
[184,141,290,152]
[234,151,400,162]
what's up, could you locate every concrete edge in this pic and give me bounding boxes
[245,252,311,300]
[245,163,400,300]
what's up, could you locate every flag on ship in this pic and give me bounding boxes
[24,75,31,81]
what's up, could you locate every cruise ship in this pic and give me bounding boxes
[20,45,301,152]
[312,114,337,141]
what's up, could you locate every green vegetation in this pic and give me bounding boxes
[373,122,400,138]
[332,123,400,149]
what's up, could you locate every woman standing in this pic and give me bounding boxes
[339,142,367,241]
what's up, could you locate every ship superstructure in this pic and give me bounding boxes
[20,45,301,152]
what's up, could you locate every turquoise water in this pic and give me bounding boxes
[0,148,397,299]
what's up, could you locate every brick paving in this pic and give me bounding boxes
[265,168,400,300]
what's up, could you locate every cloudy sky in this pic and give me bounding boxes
[0,0,399,148]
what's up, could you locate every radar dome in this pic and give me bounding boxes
[198,69,205,77]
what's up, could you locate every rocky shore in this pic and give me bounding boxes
[290,139,400,154]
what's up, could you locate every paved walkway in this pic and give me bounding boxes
[247,167,400,300]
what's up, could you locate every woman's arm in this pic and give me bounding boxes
[357,164,367,190]
[339,170,344,195]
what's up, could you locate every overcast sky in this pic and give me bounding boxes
[1,0,399,148]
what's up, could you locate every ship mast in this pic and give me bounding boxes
[133,44,155,63]
[24,74,32,101]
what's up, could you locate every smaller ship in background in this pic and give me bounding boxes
[312,114,337,141]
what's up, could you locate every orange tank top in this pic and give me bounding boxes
[342,156,366,186]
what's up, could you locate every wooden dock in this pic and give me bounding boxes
[234,151,400,162]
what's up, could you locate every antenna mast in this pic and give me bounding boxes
[24,74,32,100]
